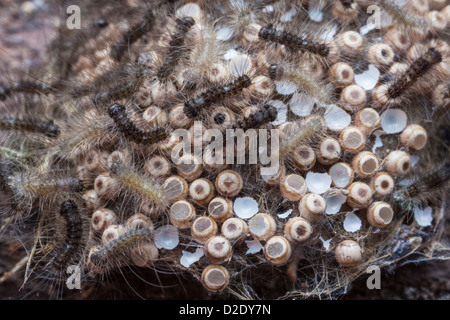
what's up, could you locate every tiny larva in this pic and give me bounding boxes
[393,162,450,210]
[233,104,278,130]
[156,16,196,82]
[386,48,442,100]
[51,200,84,270]
[108,103,168,145]
[258,24,334,60]
[110,9,155,62]
[0,117,60,138]
[373,44,447,108]
[109,159,169,214]
[183,74,252,118]
[0,80,57,100]
[89,225,152,272]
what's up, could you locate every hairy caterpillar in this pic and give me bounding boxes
[233,104,278,130]
[89,225,152,272]
[92,67,149,107]
[0,117,60,138]
[388,48,441,99]
[393,162,450,210]
[156,16,196,82]
[375,0,430,31]
[0,81,59,100]
[258,24,337,62]
[278,115,327,159]
[183,75,252,118]
[111,9,155,62]
[108,103,168,145]
[5,168,84,213]
[108,160,169,215]
[373,45,446,107]
[51,200,84,270]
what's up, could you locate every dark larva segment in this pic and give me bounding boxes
[52,200,84,269]
[108,103,168,145]
[183,75,252,118]
[387,48,443,99]
[258,24,330,58]
[0,118,60,138]
[157,17,195,82]
[234,104,278,130]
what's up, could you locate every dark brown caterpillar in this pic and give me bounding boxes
[258,24,330,58]
[0,81,61,100]
[0,118,60,138]
[387,48,443,99]
[91,66,149,106]
[90,226,152,268]
[108,103,168,145]
[52,200,84,270]
[157,17,195,82]
[233,104,278,130]
[393,162,450,210]
[183,75,252,118]
[111,10,155,61]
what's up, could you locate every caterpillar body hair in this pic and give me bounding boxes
[89,225,153,273]
[387,48,442,99]
[375,0,430,32]
[373,46,446,107]
[233,104,278,130]
[183,74,252,118]
[0,80,58,100]
[92,67,149,107]
[156,16,196,82]
[4,167,85,217]
[52,108,117,160]
[0,146,33,165]
[108,160,169,215]
[269,62,333,105]
[110,9,156,62]
[257,23,339,64]
[175,17,225,92]
[0,117,60,138]
[278,115,327,159]
[51,200,85,270]
[393,162,450,210]
[108,103,168,145]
